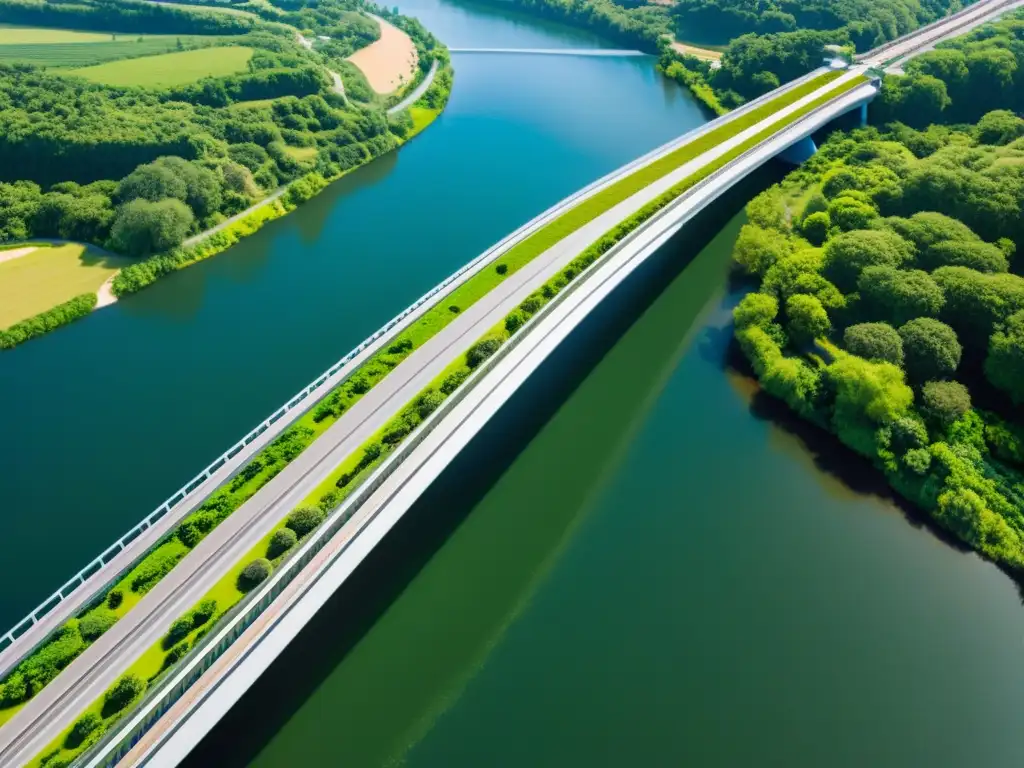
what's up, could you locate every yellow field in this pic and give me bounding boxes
[69,45,253,87]
[0,24,117,44]
[0,244,129,327]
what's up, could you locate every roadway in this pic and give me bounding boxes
[113,76,881,768]
[0,66,868,767]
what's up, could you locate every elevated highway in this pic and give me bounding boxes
[0,2,1014,763]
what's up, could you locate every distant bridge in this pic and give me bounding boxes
[449,47,647,57]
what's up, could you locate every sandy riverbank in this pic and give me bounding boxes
[348,14,418,93]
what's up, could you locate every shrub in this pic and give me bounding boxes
[495,263,508,275]
[65,712,101,749]
[921,380,971,428]
[448,305,460,314]
[237,559,273,592]
[417,389,444,420]
[903,447,932,475]
[505,310,525,335]
[440,369,468,395]
[103,674,145,715]
[267,528,298,559]
[843,322,904,366]
[192,599,217,627]
[823,229,914,292]
[520,295,543,315]
[161,640,191,672]
[285,507,324,537]
[0,293,98,351]
[107,589,123,610]
[386,338,413,355]
[163,615,194,650]
[466,337,502,369]
[382,422,411,445]
[130,545,188,594]
[79,610,117,642]
[349,376,370,395]
[899,318,961,382]
[0,672,26,707]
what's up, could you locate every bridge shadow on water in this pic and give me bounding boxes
[182,164,813,767]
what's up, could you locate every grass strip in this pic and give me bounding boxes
[9,71,860,755]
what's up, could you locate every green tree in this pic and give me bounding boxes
[899,317,961,382]
[823,229,914,292]
[975,109,1024,145]
[920,380,971,428]
[826,194,877,231]
[843,322,904,366]
[933,267,1024,350]
[800,210,830,245]
[857,266,944,327]
[733,292,778,329]
[108,198,194,257]
[985,309,1024,404]
[732,223,791,276]
[117,163,187,205]
[785,294,830,344]
[923,240,1008,273]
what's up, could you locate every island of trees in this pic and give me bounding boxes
[731,13,1024,572]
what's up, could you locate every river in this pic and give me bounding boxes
[8,1,1024,765]
[0,0,705,626]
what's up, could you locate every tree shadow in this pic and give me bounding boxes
[722,334,1024,603]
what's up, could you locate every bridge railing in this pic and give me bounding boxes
[83,76,877,768]
[0,60,839,671]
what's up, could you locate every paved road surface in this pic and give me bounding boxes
[0,69,866,768]
[387,59,440,115]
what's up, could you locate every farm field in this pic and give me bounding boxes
[149,1,260,18]
[0,35,219,67]
[0,244,130,327]
[69,44,254,86]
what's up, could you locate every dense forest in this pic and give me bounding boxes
[731,89,1024,570]
[671,0,967,46]
[0,0,449,259]
[876,13,1024,126]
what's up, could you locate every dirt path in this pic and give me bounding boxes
[671,40,723,65]
[0,246,37,265]
[347,14,418,94]
[96,274,118,308]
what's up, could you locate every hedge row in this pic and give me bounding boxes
[0,293,97,350]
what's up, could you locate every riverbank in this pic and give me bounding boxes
[0,53,452,351]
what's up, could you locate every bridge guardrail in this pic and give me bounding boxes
[85,76,877,768]
[0,60,837,672]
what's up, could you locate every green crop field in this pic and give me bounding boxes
[0,24,115,43]
[0,37,219,67]
[69,45,254,87]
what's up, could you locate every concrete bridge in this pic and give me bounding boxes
[0,2,1013,765]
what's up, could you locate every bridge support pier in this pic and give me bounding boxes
[859,101,868,126]
[778,135,817,166]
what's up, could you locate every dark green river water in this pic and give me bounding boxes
[6,1,1024,764]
